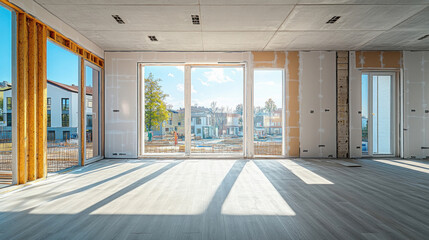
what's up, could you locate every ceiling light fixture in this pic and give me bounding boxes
[191,15,200,25]
[417,34,429,41]
[112,15,125,24]
[326,16,341,24]
[148,36,158,42]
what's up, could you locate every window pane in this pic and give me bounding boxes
[47,40,79,172]
[85,65,100,159]
[372,76,378,153]
[191,67,243,154]
[254,70,283,155]
[0,5,13,185]
[144,66,185,153]
[361,74,368,154]
[376,75,392,154]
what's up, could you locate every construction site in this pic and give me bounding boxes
[0,0,429,239]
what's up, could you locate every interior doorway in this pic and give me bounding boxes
[361,72,396,156]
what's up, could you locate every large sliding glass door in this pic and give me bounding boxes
[362,72,396,156]
[190,67,244,155]
[84,63,102,162]
[47,40,80,172]
[140,64,245,157]
[143,65,185,154]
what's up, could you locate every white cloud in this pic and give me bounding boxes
[176,83,184,92]
[176,66,184,72]
[168,73,174,78]
[176,83,196,93]
[203,68,233,84]
[199,78,210,86]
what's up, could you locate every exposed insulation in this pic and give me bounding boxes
[355,51,402,69]
[336,51,349,158]
[286,51,300,157]
[253,51,286,69]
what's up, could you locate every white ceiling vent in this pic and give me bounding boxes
[191,15,200,25]
[112,15,125,24]
[326,16,341,24]
[148,36,158,42]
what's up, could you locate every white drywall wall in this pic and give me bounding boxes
[299,51,337,158]
[105,52,251,158]
[10,0,104,57]
[403,51,429,159]
[349,51,363,158]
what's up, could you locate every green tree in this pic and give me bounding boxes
[235,104,243,127]
[235,104,243,115]
[145,73,169,132]
[264,98,277,135]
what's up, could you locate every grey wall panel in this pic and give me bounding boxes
[403,51,429,159]
[105,55,139,158]
[300,51,336,158]
[349,51,362,158]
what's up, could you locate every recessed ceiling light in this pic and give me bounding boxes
[148,36,158,42]
[191,15,200,25]
[417,34,429,41]
[326,16,341,24]
[112,15,125,24]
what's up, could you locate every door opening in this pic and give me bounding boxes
[362,72,396,156]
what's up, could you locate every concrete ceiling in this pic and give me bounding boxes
[35,0,429,51]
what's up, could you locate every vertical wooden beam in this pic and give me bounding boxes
[17,13,28,184]
[80,58,85,166]
[27,18,37,181]
[37,24,47,178]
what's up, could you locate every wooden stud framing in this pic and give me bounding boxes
[47,28,104,69]
[27,18,38,181]
[17,12,28,184]
[37,23,47,179]
[1,0,104,184]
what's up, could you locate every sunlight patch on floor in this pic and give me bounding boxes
[92,160,236,215]
[221,161,296,216]
[29,163,168,214]
[394,160,429,169]
[376,160,429,174]
[279,160,333,185]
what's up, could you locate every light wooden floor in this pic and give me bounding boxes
[1,158,429,240]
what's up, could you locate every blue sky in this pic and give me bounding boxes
[47,41,79,86]
[85,66,93,87]
[254,70,283,109]
[0,6,11,84]
[1,5,79,86]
